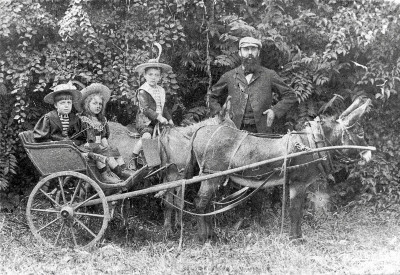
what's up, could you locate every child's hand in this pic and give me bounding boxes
[157,115,168,125]
[168,119,174,126]
[99,145,108,150]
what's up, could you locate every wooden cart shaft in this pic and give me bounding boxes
[81,145,375,207]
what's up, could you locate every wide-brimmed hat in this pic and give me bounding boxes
[134,58,172,75]
[134,42,172,75]
[44,82,81,104]
[239,37,262,49]
[74,83,111,112]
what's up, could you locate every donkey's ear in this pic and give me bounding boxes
[219,95,232,119]
[342,98,371,127]
[339,97,364,120]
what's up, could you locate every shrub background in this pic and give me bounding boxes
[1,0,399,209]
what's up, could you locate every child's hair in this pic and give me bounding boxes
[83,93,106,121]
[54,92,73,103]
[144,66,162,74]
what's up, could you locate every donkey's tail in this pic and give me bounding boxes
[182,126,204,180]
[183,142,196,180]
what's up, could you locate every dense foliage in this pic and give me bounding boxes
[1,0,399,208]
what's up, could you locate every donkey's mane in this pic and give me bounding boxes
[163,115,234,139]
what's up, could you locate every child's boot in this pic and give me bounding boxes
[99,167,121,184]
[128,153,139,171]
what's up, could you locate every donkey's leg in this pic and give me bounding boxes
[163,189,175,235]
[289,181,307,239]
[195,178,220,242]
[173,186,183,230]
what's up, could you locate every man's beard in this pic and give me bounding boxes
[241,55,260,74]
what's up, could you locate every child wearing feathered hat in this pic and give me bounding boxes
[130,43,174,170]
[33,82,85,145]
[76,83,135,184]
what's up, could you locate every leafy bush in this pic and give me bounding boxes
[0,0,399,211]
[350,97,400,209]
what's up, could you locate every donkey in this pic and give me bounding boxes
[186,97,372,241]
[108,98,235,233]
[157,100,235,234]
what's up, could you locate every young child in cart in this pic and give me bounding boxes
[33,82,85,146]
[75,83,135,184]
[130,47,174,170]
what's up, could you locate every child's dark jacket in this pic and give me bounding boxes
[135,83,172,130]
[33,110,85,145]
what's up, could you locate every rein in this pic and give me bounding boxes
[321,118,362,164]
[162,170,277,217]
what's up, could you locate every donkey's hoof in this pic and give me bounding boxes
[208,232,218,243]
[289,237,306,245]
[162,226,175,238]
[197,234,208,244]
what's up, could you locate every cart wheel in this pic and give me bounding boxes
[26,171,110,248]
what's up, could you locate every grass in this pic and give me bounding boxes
[1,202,400,275]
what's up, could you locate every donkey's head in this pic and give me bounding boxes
[215,95,236,128]
[325,97,372,162]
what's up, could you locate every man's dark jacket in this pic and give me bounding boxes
[33,110,85,145]
[208,65,297,133]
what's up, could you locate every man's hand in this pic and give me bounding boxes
[262,109,275,127]
[157,115,168,125]
[168,119,174,126]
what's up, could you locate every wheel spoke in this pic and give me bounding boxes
[39,188,61,208]
[58,177,67,205]
[73,193,99,210]
[37,217,60,233]
[28,173,109,248]
[69,225,78,247]
[69,179,83,205]
[31,208,59,214]
[64,176,72,185]
[75,212,105,218]
[73,217,96,238]
[54,222,65,246]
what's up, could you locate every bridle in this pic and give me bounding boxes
[324,118,366,164]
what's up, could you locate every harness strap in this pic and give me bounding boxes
[162,170,276,217]
[214,187,249,205]
[199,125,226,174]
[280,132,290,235]
[165,185,250,207]
[223,132,249,186]
[307,120,334,177]
[203,168,275,180]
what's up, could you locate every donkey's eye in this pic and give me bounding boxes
[355,127,364,137]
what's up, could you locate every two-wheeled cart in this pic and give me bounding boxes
[19,130,375,248]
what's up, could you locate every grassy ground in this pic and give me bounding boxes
[1,202,400,275]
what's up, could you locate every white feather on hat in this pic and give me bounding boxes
[134,43,172,75]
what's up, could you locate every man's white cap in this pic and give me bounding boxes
[239,37,262,48]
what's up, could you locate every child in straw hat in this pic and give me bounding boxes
[33,82,85,145]
[76,83,135,184]
[130,48,174,170]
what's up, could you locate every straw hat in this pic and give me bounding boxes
[134,43,172,75]
[74,83,111,112]
[44,82,81,104]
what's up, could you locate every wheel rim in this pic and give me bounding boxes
[26,171,110,248]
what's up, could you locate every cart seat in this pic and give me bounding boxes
[19,130,87,176]
[20,130,36,144]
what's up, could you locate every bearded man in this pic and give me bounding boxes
[207,37,297,133]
